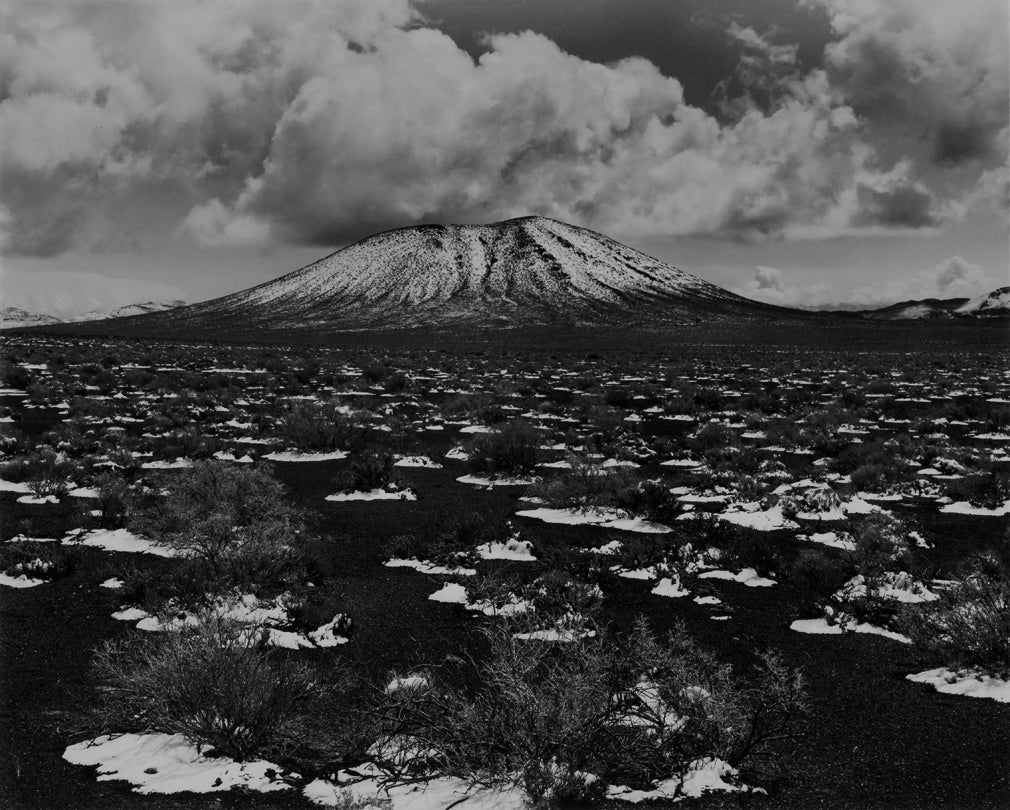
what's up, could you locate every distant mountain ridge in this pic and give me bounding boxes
[856,287,1009,320]
[1,300,184,329]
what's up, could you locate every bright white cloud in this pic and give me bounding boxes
[0,0,1005,262]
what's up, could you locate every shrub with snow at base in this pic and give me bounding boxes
[93,615,338,763]
[375,620,807,807]
[903,555,1010,679]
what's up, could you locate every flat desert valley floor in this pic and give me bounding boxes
[1,327,1009,810]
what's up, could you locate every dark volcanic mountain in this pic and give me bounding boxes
[60,217,794,337]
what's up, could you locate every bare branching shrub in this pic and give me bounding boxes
[527,460,636,512]
[342,451,397,492]
[279,401,365,452]
[131,461,302,571]
[376,620,807,806]
[467,420,540,476]
[93,616,337,762]
[852,514,911,581]
[904,555,1010,678]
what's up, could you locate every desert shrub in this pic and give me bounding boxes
[18,448,80,497]
[377,620,807,805]
[26,470,70,499]
[118,560,221,615]
[612,536,673,572]
[93,616,335,761]
[903,555,1010,677]
[527,461,636,512]
[719,533,782,579]
[467,420,539,476]
[779,485,842,519]
[342,451,396,492]
[383,529,479,569]
[161,426,220,460]
[279,401,365,452]
[95,473,131,529]
[945,470,1010,510]
[2,364,32,390]
[132,461,303,574]
[538,546,608,583]
[285,591,353,637]
[523,570,604,632]
[0,542,80,580]
[789,549,855,610]
[614,480,680,525]
[852,514,911,581]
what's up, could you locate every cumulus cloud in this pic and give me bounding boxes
[807,0,1009,168]
[735,256,1000,309]
[733,266,834,308]
[0,0,1005,258]
[849,256,999,305]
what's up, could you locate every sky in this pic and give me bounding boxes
[1,0,1007,317]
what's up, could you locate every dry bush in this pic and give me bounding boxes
[467,420,540,476]
[375,620,808,806]
[527,460,637,512]
[93,615,339,762]
[279,401,365,452]
[904,555,1010,678]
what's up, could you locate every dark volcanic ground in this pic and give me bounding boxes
[3,442,1009,810]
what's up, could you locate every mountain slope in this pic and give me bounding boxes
[62,217,790,337]
[957,287,1010,316]
[0,307,62,330]
[63,300,186,322]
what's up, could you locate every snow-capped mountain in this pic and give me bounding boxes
[0,301,185,330]
[72,217,786,336]
[858,287,1010,320]
[62,300,186,323]
[956,287,1010,316]
[0,307,62,330]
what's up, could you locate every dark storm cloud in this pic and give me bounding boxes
[854,183,938,230]
[0,0,1005,259]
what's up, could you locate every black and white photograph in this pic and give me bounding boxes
[1,1,1008,808]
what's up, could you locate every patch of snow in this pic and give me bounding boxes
[456,474,538,487]
[385,559,476,576]
[651,576,689,598]
[326,488,416,502]
[476,538,536,561]
[516,507,670,534]
[608,758,759,802]
[64,528,177,557]
[265,450,349,462]
[698,568,775,587]
[0,572,47,588]
[63,733,292,795]
[907,668,1010,703]
[790,617,910,643]
[394,455,442,468]
[940,500,1010,516]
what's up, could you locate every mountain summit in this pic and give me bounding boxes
[102,217,783,336]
